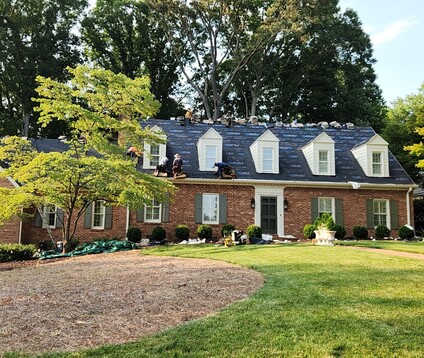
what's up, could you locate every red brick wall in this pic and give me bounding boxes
[130,183,256,241]
[284,187,412,238]
[0,177,21,244]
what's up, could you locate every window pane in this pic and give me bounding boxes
[318,198,333,215]
[150,145,160,167]
[202,194,218,223]
[372,152,381,175]
[373,200,387,227]
[145,200,161,222]
[263,147,273,172]
[319,150,328,173]
[206,145,217,169]
[93,201,105,228]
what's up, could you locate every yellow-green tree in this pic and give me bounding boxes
[0,65,175,249]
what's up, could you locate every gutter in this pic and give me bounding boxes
[125,206,130,240]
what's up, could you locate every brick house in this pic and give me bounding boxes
[0,119,416,245]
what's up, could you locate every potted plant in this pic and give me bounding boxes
[313,213,336,245]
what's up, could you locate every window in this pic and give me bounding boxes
[373,199,388,227]
[318,150,329,174]
[150,144,160,167]
[42,206,56,228]
[372,152,382,175]
[318,197,334,217]
[263,147,274,172]
[92,201,106,229]
[205,145,217,169]
[202,194,219,224]
[144,200,161,223]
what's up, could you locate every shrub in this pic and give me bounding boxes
[127,227,142,243]
[353,226,368,239]
[333,225,346,239]
[65,237,80,252]
[0,243,37,262]
[314,213,335,230]
[398,225,415,240]
[246,224,262,239]
[152,226,167,241]
[197,224,212,240]
[175,224,190,240]
[375,225,391,239]
[303,224,316,239]
[221,224,235,237]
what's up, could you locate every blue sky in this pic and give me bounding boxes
[339,0,424,105]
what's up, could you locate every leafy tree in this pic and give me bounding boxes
[0,0,88,137]
[149,0,300,121]
[0,66,175,250]
[384,83,424,183]
[81,0,181,118]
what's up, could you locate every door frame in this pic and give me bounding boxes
[253,186,285,237]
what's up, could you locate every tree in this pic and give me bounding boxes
[398,83,424,183]
[149,0,300,121]
[0,0,87,137]
[0,66,175,250]
[81,0,182,118]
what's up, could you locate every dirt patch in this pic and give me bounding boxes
[0,250,264,356]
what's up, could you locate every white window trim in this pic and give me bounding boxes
[144,200,162,223]
[205,145,218,170]
[202,193,219,224]
[42,205,57,229]
[92,201,106,230]
[318,150,329,174]
[262,147,274,173]
[372,151,382,176]
[373,199,390,228]
[143,141,166,169]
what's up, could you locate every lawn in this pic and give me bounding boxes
[336,239,424,254]
[11,244,424,358]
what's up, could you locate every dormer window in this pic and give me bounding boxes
[250,130,279,174]
[351,134,389,177]
[301,132,335,176]
[143,126,167,169]
[197,128,223,171]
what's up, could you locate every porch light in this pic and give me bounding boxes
[284,198,289,211]
[250,197,255,209]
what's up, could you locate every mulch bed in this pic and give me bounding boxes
[0,250,264,356]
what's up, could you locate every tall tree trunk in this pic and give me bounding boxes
[23,109,31,137]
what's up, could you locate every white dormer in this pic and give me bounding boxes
[197,128,223,171]
[351,134,389,177]
[250,130,279,174]
[301,132,335,176]
[143,126,167,169]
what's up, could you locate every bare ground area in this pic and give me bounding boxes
[0,250,264,356]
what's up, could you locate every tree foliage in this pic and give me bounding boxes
[81,0,181,118]
[0,66,175,247]
[384,83,424,183]
[0,0,88,137]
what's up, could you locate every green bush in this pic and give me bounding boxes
[246,224,262,239]
[333,225,346,239]
[314,213,335,230]
[197,224,212,240]
[65,237,80,252]
[353,226,368,239]
[375,225,391,239]
[127,227,142,243]
[398,225,415,240]
[0,243,37,262]
[175,224,190,240]
[221,224,235,237]
[303,224,316,239]
[152,226,167,241]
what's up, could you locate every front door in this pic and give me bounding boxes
[261,196,277,234]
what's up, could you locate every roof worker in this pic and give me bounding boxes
[213,162,230,178]
[156,157,169,175]
[172,153,183,178]
[127,146,142,161]
[185,107,193,121]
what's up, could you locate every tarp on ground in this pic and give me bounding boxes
[38,240,137,260]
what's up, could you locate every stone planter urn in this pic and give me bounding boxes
[314,228,336,246]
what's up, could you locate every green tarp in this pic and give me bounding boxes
[38,240,137,260]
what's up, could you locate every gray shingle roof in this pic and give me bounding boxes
[140,119,414,185]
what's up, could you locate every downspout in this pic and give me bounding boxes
[18,208,23,244]
[406,187,413,226]
[125,206,130,240]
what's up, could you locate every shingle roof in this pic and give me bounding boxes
[140,119,415,185]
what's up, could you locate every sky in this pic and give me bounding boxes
[339,0,424,105]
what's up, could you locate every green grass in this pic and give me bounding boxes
[336,239,424,254]
[11,244,424,358]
